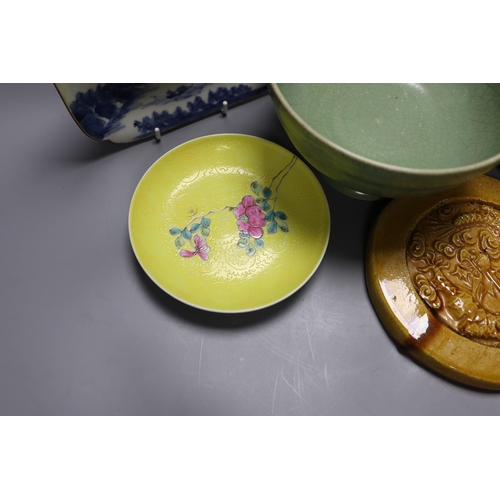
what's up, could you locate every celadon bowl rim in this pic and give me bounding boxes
[269,83,500,177]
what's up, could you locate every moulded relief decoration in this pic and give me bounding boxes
[407,202,500,347]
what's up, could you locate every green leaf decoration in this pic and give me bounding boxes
[239,232,250,239]
[265,211,275,222]
[255,238,264,248]
[246,243,256,256]
[202,218,211,227]
[201,226,210,237]
[182,228,192,240]
[174,236,184,248]
[251,181,262,195]
[191,223,201,231]
[262,187,272,199]
[274,211,287,220]
[277,221,289,233]
[170,227,181,235]
[255,198,263,205]
[262,200,271,212]
[237,238,248,248]
[268,221,277,234]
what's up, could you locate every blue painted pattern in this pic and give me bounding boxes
[67,83,266,141]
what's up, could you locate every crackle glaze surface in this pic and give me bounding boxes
[129,134,330,312]
[366,175,500,389]
[269,83,500,199]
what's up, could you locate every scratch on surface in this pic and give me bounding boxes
[281,368,312,409]
[296,368,304,407]
[257,335,315,372]
[171,329,191,348]
[305,323,316,364]
[302,368,324,392]
[218,334,227,355]
[198,337,204,388]
[324,364,330,389]
[271,371,280,416]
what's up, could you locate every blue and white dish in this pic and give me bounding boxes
[55,83,267,143]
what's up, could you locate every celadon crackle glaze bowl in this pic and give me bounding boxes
[269,83,500,199]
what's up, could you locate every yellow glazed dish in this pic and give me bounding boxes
[129,134,330,313]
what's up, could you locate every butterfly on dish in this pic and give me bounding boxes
[179,234,210,261]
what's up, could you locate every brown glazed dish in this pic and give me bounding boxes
[366,175,500,389]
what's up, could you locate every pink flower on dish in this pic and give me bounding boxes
[179,234,210,260]
[234,195,266,238]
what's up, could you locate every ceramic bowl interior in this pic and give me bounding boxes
[270,83,500,199]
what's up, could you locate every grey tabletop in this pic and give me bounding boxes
[1,83,500,416]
